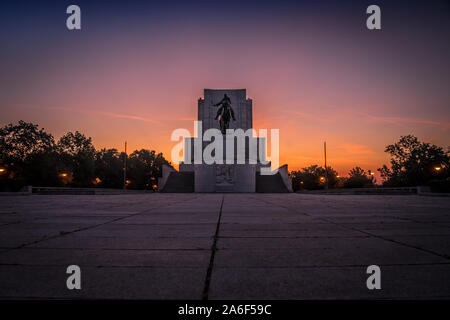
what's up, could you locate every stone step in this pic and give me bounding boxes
[256,172,290,193]
[160,172,194,193]
[215,183,235,193]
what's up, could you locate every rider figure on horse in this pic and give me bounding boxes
[214,94,236,134]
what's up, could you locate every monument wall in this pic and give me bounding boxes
[162,88,292,193]
[198,89,252,133]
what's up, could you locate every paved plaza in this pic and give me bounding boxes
[0,193,449,299]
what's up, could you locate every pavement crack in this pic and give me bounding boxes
[253,196,450,261]
[318,217,450,261]
[1,195,203,253]
[202,195,225,300]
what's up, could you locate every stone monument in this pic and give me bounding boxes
[159,89,292,193]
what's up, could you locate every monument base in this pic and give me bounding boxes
[158,88,293,193]
[159,163,292,193]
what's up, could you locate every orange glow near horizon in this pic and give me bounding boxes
[1,1,449,181]
[2,90,448,181]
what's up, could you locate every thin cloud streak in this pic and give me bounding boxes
[47,106,161,125]
[365,114,450,130]
[338,143,376,155]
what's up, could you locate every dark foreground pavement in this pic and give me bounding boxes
[0,193,449,299]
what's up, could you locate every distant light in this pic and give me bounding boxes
[125,179,131,185]
[319,177,325,182]
[300,181,304,184]
[336,175,340,178]
[370,172,375,175]
[152,184,158,190]
[0,168,5,173]
[434,167,442,171]
[60,173,68,177]
[94,177,101,184]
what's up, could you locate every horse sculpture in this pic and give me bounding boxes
[213,94,236,134]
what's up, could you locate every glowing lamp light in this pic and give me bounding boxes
[0,168,5,173]
[319,177,325,182]
[434,167,442,171]
[60,173,68,177]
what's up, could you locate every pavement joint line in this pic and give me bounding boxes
[0,195,204,254]
[2,194,449,299]
[1,247,210,251]
[2,262,450,268]
[209,262,450,268]
[392,216,450,229]
[0,263,208,268]
[218,236,372,238]
[202,195,225,300]
[1,294,450,300]
[0,221,22,227]
[329,224,450,260]
[252,196,450,261]
[106,223,218,225]
[305,212,450,261]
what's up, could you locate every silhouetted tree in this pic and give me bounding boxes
[0,121,58,190]
[0,121,172,191]
[127,149,170,189]
[290,165,338,191]
[344,167,374,188]
[57,131,96,187]
[0,121,55,161]
[378,135,449,186]
[94,148,123,188]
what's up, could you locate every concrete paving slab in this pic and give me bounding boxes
[0,235,51,248]
[384,235,450,257]
[219,228,364,238]
[0,265,205,299]
[28,235,213,250]
[0,248,210,267]
[78,223,217,237]
[213,244,446,267]
[0,193,449,299]
[113,214,219,224]
[208,264,450,299]
[217,236,372,249]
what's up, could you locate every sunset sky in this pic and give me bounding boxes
[1,0,449,179]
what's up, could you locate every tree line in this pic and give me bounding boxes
[290,135,449,192]
[0,121,170,191]
[1,122,448,192]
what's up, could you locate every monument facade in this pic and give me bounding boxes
[159,89,292,193]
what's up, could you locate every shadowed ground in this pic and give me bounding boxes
[0,193,449,299]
